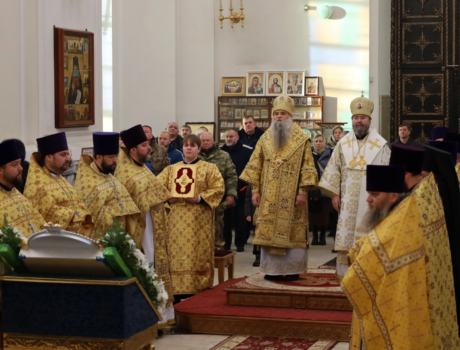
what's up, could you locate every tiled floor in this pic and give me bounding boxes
[155,233,349,350]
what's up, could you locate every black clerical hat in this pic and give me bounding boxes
[366,165,406,193]
[389,144,425,174]
[431,127,450,141]
[0,140,21,166]
[93,132,119,156]
[120,125,148,151]
[427,141,457,165]
[37,132,68,156]
[443,132,460,153]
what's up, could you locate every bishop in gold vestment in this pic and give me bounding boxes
[0,140,45,237]
[24,133,92,235]
[158,134,224,295]
[74,132,141,242]
[343,165,435,350]
[390,144,459,348]
[319,94,390,279]
[116,125,174,327]
[240,95,318,279]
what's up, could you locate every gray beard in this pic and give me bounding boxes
[225,140,237,147]
[357,205,391,232]
[271,118,293,151]
[353,124,370,138]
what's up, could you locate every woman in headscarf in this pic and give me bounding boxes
[326,125,344,149]
[309,134,332,245]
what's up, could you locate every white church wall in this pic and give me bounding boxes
[112,0,176,135]
[0,0,102,159]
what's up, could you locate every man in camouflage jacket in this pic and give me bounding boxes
[143,125,170,174]
[198,132,238,248]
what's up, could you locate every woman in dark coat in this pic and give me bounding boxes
[309,134,332,245]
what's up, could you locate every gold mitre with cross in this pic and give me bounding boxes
[272,95,295,116]
[350,92,374,119]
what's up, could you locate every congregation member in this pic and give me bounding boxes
[116,124,175,328]
[158,131,184,165]
[220,128,253,251]
[390,144,459,346]
[318,94,390,280]
[181,125,191,137]
[0,140,45,237]
[158,135,224,296]
[389,123,422,149]
[24,132,93,235]
[326,126,344,150]
[198,132,237,248]
[309,134,331,246]
[238,115,265,147]
[240,95,318,281]
[74,132,141,241]
[166,122,183,150]
[143,125,170,174]
[342,165,438,349]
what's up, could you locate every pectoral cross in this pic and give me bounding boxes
[176,172,194,193]
[368,138,381,150]
[358,156,367,169]
[349,156,358,168]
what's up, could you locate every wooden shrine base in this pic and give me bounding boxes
[176,313,351,342]
[3,324,157,350]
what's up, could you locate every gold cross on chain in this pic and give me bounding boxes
[358,156,367,169]
[368,138,381,150]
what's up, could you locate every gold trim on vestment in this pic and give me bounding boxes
[3,324,158,349]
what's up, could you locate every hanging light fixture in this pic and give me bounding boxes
[219,0,245,29]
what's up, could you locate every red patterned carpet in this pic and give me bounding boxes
[211,335,339,350]
[174,278,352,322]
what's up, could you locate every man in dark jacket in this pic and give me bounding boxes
[238,116,265,147]
[221,129,254,251]
[390,123,422,150]
[166,122,183,151]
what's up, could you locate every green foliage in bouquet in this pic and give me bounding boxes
[99,219,168,309]
[0,218,24,252]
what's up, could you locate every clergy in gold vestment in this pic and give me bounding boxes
[390,144,459,348]
[74,132,141,242]
[0,140,45,237]
[240,95,318,281]
[158,134,224,296]
[318,94,390,280]
[24,133,93,236]
[343,165,436,350]
[116,125,175,327]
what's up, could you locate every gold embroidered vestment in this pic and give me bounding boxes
[0,188,45,237]
[24,153,92,235]
[114,148,174,303]
[74,155,141,242]
[342,196,434,350]
[239,123,318,250]
[157,161,224,295]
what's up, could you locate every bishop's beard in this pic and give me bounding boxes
[271,117,293,151]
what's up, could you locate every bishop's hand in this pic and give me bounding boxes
[295,194,306,206]
[252,193,261,207]
[169,197,178,204]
